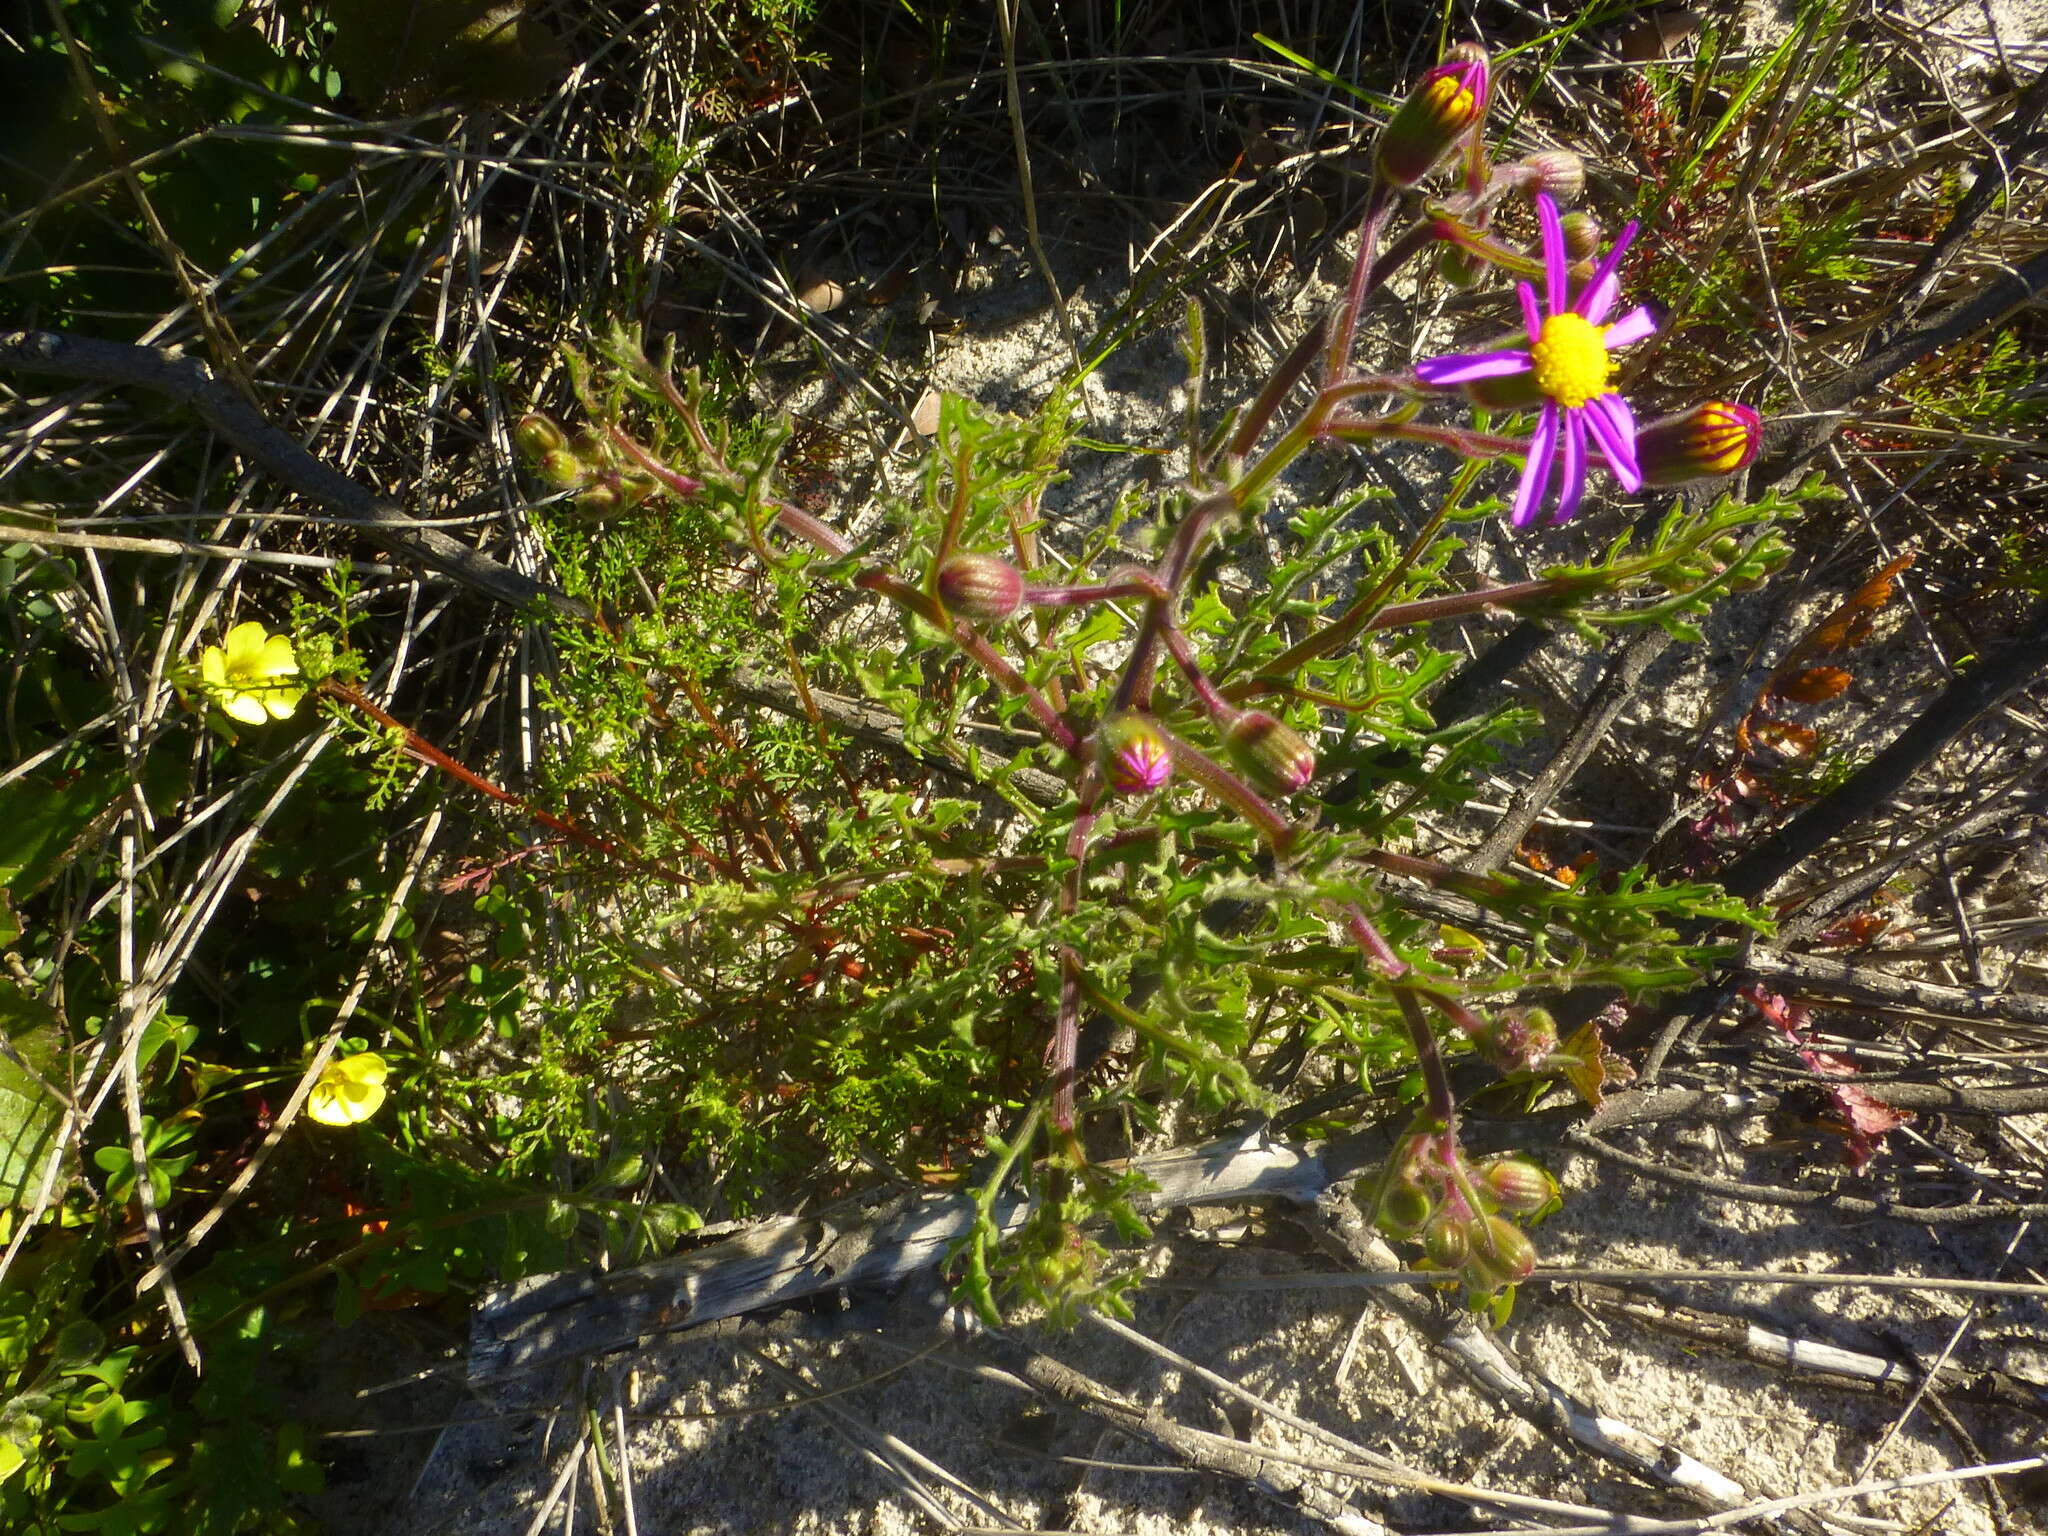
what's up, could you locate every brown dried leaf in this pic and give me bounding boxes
[1777,666,1853,704]
[1750,718,1818,758]
[1794,552,1915,663]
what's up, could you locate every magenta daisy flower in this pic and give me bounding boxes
[1415,193,1661,527]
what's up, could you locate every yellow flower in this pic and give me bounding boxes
[200,621,304,725]
[306,1052,388,1127]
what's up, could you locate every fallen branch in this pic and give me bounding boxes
[1577,1283,2048,1418]
[0,327,586,620]
[468,1128,1325,1386]
[1285,1187,1821,1534]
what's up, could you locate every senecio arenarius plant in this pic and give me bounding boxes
[523,45,1806,1323]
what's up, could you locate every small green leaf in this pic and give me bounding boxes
[0,986,68,1210]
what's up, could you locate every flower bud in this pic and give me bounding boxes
[935,553,1026,625]
[1635,401,1763,485]
[1377,1181,1432,1238]
[515,412,567,459]
[1375,49,1490,189]
[1475,1156,1559,1217]
[1422,1215,1470,1269]
[535,449,586,489]
[1517,149,1585,204]
[1465,1215,1537,1291]
[1224,711,1316,797]
[1558,211,1603,262]
[1475,1006,1558,1075]
[576,477,621,515]
[1463,368,1545,411]
[1099,712,1172,795]
[1438,244,1482,288]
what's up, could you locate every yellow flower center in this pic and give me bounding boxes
[1423,73,1478,127]
[1528,312,1613,409]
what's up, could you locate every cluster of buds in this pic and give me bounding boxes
[1372,1132,1557,1296]
[515,412,657,515]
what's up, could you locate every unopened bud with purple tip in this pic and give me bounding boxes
[1100,713,1172,795]
[1225,711,1317,797]
[1465,1215,1537,1291]
[1376,47,1490,189]
[936,553,1026,625]
[1635,401,1763,485]
[535,449,587,489]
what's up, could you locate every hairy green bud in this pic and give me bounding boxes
[936,553,1026,625]
[1466,1215,1537,1291]
[1224,711,1316,797]
[1475,1156,1559,1218]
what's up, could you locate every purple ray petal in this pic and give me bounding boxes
[1511,403,1561,529]
[1537,193,1568,314]
[1552,409,1589,525]
[1415,349,1532,386]
[1574,218,1640,323]
[1602,302,1659,349]
[1584,393,1643,491]
[1518,281,1544,341]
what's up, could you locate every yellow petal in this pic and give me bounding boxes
[262,684,303,721]
[306,1080,351,1126]
[224,621,271,670]
[200,647,227,687]
[223,692,269,727]
[337,1052,388,1088]
[338,1079,387,1122]
[306,1055,389,1125]
[255,635,299,680]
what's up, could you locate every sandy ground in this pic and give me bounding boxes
[314,1114,2045,1536]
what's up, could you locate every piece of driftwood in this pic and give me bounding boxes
[468,1127,1326,1387]
[469,1058,2048,1393]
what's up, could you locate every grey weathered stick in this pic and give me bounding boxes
[1289,1188,1821,1534]
[1749,246,2048,486]
[0,327,586,620]
[1460,626,1672,873]
[1748,943,2048,1031]
[1577,1284,2048,1417]
[468,1128,1325,1386]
